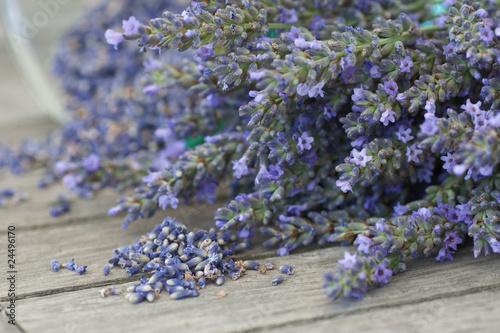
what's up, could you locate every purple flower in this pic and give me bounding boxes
[54,161,72,176]
[196,44,215,59]
[297,132,314,152]
[393,202,408,216]
[279,264,295,275]
[406,143,423,163]
[238,227,254,238]
[453,164,468,176]
[309,81,325,98]
[479,165,493,176]
[441,153,455,173]
[296,83,311,96]
[351,87,365,103]
[158,193,179,210]
[81,154,100,172]
[478,26,494,44]
[308,15,325,31]
[277,8,298,24]
[268,165,284,180]
[75,265,87,275]
[370,65,381,79]
[277,247,289,256]
[181,10,193,23]
[464,167,480,181]
[383,81,398,97]
[51,259,61,272]
[417,167,433,183]
[475,8,488,18]
[373,262,392,284]
[143,84,160,97]
[288,27,303,40]
[338,251,357,270]
[323,106,335,119]
[490,240,500,254]
[435,15,447,29]
[399,56,414,73]
[442,42,456,59]
[62,174,78,190]
[435,247,454,262]
[232,156,250,178]
[380,109,396,126]
[336,178,352,193]
[460,99,483,117]
[420,118,439,136]
[355,234,373,254]
[396,126,414,143]
[122,16,141,35]
[255,165,270,186]
[416,207,431,220]
[425,99,436,114]
[340,57,353,70]
[294,38,311,49]
[62,259,75,271]
[108,206,121,216]
[104,29,124,50]
[249,70,268,81]
[350,148,373,168]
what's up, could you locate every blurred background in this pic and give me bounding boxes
[0,0,101,127]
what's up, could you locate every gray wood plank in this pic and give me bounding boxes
[272,288,500,333]
[0,314,21,333]
[0,168,129,230]
[2,244,499,333]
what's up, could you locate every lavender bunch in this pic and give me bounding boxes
[98,0,500,303]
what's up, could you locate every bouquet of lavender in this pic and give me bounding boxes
[6,0,497,303]
[96,0,500,301]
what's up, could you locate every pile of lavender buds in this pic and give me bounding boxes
[2,0,500,302]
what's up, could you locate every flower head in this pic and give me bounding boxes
[196,44,215,59]
[104,29,124,50]
[81,154,100,172]
[122,16,141,35]
[355,234,373,254]
[373,262,392,284]
[51,259,61,272]
[399,56,414,73]
[297,132,314,152]
[338,251,357,270]
[380,109,396,126]
[350,148,373,167]
[383,81,398,97]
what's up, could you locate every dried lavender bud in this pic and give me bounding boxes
[272,274,284,286]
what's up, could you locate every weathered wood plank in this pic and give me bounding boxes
[273,288,500,333]
[2,243,499,333]
[0,312,21,333]
[0,168,129,231]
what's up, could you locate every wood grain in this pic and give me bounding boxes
[2,244,499,333]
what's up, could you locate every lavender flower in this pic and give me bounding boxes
[373,262,392,284]
[122,16,141,35]
[399,56,414,73]
[104,29,124,50]
[350,148,372,167]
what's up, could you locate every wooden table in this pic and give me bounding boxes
[1,15,500,333]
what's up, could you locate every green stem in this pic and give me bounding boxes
[267,23,294,30]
